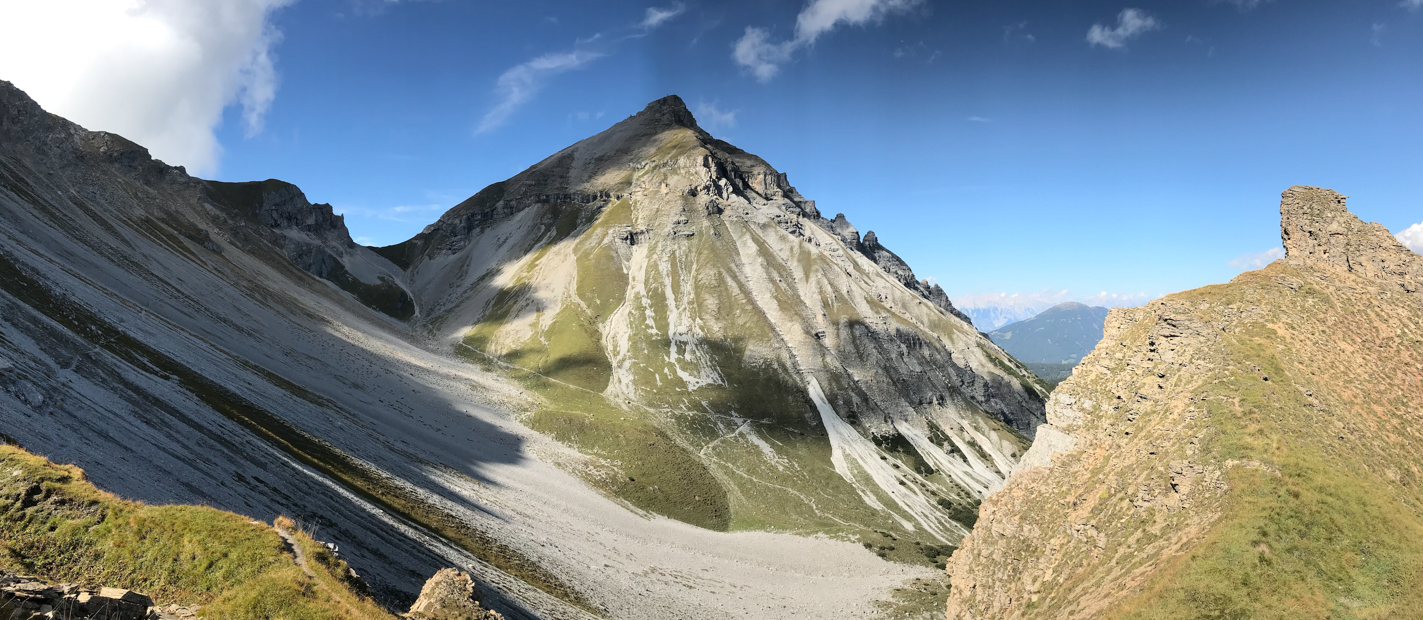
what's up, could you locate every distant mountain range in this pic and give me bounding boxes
[951,294,1063,330]
[988,302,1110,365]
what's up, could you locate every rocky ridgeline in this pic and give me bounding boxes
[0,572,197,620]
[1280,185,1422,292]
[945,186,1423,618]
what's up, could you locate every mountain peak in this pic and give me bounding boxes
[630,94,699,131]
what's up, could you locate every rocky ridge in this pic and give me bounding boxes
[945,186,1423,618]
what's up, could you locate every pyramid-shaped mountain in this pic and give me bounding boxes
[373,95,1048,538]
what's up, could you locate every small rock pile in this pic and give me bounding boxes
[405,569,504,620]
[0,571,198,620]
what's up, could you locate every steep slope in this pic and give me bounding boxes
[989,302,1110,365]
[946,186,1423,619]
[0,80,1006,619]
[378,96,1047,544]
[0,444,394,619]
[0,79,594,617]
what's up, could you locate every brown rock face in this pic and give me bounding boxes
[1280,185,1422,291]
[945,187,1423,619]
[406,569,504,620]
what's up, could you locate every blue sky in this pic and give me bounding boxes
[3,0,1421,307]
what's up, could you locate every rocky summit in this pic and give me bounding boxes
[374,94,1046,540]
[946,186,1423,618]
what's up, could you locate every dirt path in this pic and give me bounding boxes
[276,527,320,581]
[276,525,369,618]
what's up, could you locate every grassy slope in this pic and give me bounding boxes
[1101,263,1423,619]
[953,259,1423,619]
[0,444,395,620]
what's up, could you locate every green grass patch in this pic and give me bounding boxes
[0,445,397,620]
[503,371,732,531]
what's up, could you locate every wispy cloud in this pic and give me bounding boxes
[337,202,446,223]
[477,50,604,134]
[476,4,684,133]
[1401,0,1423,11]
[1228,247,1285,270]
[893,41,941,62]
[640,2,685,30]
[1396,222,1423,254]
[1211,0,1274,12]
[1087,8,1161,50]
[692,100,737,131]
[569,110,606,124]
[1003,21,1035,45]
[347,0,443,17]
[966,116,991,123]
[1372,22,1388,47]
[733,0,925,82]
[0,0,294,176]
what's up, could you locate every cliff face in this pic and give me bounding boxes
[945,186,1423,619]
[377,95,1046,542]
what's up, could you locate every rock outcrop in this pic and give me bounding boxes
[0,571,183,620]
[202,178,416,320]
[1280,185,1422,292]
[406,569,504,620]
[945,186,1423,618]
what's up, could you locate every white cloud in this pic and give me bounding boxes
[1003,21,1035,44]
[966,116,991,123]
[732,0,924,82]
[1372,23,1387,47]
[1078,291,1154,307]
[952,289,1152,329]
[640,2,685,29]
[1087,8,1161,50]
[1396,222,1423,254]
[1228,247,1285,270]
[347,0,443,16]
[1401,0,1423,11]
[732,27,794,82]
[0,0,294,176]
[692,100,737,131]
[1213,0,1274,11]
[476,50,603,134]
[477,5,677,133]
[336,202,444,223]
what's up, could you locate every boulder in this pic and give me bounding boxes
[406,569,503,620]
